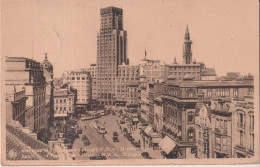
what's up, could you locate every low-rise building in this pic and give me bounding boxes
[53,84,76,118]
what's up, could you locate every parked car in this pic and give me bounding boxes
[113,136,119,142]
[77,129,82,134]
[90,154,107,160]
[127,135,134,141]
[113,132,118,136]
[120,119,125,124]
[82,135,87,140]
[133,141,141,148]
[84,138,90,146]
[141,152,151,159]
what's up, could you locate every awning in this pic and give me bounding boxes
[152,137,163,143]
[144,125,153,135]
[159,136,176,154]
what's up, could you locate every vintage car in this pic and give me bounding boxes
[90,154,107,160]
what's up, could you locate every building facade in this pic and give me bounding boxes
[126,82,140,107]
[96,7,128,105]
[160,77,254,159]
[116,64,140,104]
[87,64,97,101]
[5,86,28,126]
[63,70,92,106]
[53,84,76,118]
[231,96,254,158]
[5,57,48,141]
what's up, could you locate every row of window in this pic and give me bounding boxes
[55,98,72,103]
[55,107,72,112]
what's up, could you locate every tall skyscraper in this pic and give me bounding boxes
[96,7,128,105]
[183,26,192,64]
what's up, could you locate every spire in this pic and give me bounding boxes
[183,25,192,64]
[44,53,48,60]
[185,25,190,41]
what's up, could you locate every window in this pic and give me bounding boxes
[188,90,193,98]
[64,107,66,111]
[215,136,221,150]
[238,113,244,128]
[188,128,195,142]
[216,118,220,129]
[249,114,254,130]
[250,133,254,150]
[69,107,71,111]
[60,99,62,103]
[188,112,194,123]
[239,130,244,146]
[77,77,80,80]
[220,119,224,128]
[224,120,227,129]
[72,77,75,80]
[60,107,62,111]
[64,99,66,103]
[249,88,254,95]
[222,137,227,151]
[207,89,212,96]
[69,98,72,101]
[56,99,58,103]
[233,88,238,96]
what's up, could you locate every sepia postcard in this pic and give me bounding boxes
[1,0,259,165]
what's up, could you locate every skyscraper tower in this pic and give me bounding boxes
[96,7,128,105]
[183,26,192,64]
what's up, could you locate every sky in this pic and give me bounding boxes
[2,0,259,77]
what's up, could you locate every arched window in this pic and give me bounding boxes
[188,90,193,98]
[188,112,194,123]
[188,128,195,142]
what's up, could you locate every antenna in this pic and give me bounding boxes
[32,40,34,59]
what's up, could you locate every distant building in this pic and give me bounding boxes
[63,70,92,107]
[5,57,48,142]
[53,83,76,118]
[96,7,128,105]
[201,68,217,80]
[126,81,140,108]
[140,58,165,83]
[115,64,140,105]
[165,27,207,82]
[87,64,97,100]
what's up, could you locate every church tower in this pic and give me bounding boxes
[182,26,192,64]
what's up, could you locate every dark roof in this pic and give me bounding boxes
[6,123,58,160]
[202,68,216,76]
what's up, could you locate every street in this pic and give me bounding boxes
[71,114,143,160]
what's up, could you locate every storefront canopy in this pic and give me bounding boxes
[133,118,139,122]
[144,125,153,135]
[159,136,176,154]
[152,137,163,143]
